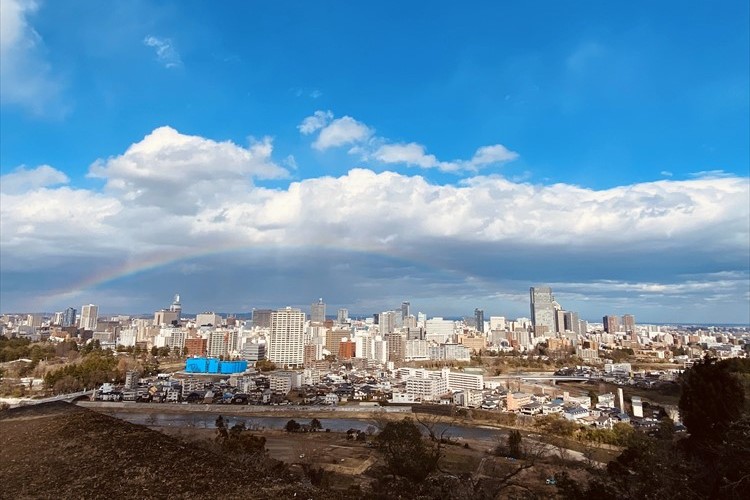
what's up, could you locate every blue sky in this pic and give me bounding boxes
[1,0,749,323]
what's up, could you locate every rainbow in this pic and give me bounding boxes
[36,239,438,309]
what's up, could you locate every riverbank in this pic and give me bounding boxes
[77,400,412,420]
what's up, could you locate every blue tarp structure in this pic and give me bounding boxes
[185,357,248,374]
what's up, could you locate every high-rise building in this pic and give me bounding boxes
[401,301,411,321]
[154,309,179,326]
[252,309,273,328]
[621,314,636,334]
[474,308,485,333]
[563,311,580,334]
[386,332,405,362]
[529,287,555,336]
[26,314,43,328]
[311,298,326,323]
[52,311,64,325]
[489,316,506,331]
[170,294,182,317]
[379,311,398,335]
[196,312,221,326]
[555,309,566,334]
[63,307,77,328]
[338,339,356,359]
[325,329,350,357]
[337,308,349,324]
[603,315,620,334]
[80,304,99,331]
[268,307,305,367]
[207,330,234,358]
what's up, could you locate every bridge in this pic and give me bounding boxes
[7,389,95,408]
[489,375,592,383]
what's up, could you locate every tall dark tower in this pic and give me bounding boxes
[474,308,485,333]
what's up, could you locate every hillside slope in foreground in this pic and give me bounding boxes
[0,402,323,500]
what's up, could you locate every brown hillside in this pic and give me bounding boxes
[0,402,322,500]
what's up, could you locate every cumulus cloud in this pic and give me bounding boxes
[143,35,182,68]
[471,144,519,165]
[373,142,519,173]
[0,165,69,193]
[1,127,748,321]
[298,110,333,134]
[312,115,373,151]
[373,143,445,169]
[0,0,65,115]
[300,111,518,172]
[88,126,287,214]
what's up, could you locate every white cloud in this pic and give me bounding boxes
[87,126,287,214]
[689,169,734,179]
[301,111,517,172]
[298,110,333,135]
[373,143,445,169]
[373,142,518,173]
[1,127,748,321]
[312,116,373,151]
[471,144,519,165]
[0,0,65,115]
[0,165,69,193]
[143,35,182,68]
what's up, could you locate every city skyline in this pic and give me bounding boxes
[1,1,749,323]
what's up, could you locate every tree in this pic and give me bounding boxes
[285,419,301,433]
[680,356,745,443]
[215,415,228,441]
[374,417,440,482]
[255,359,276,372]
[151,346,158,357]
[310,418,322,432]
[507,430,523,459]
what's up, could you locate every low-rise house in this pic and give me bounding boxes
[563,405,590,421]
[324,393,339,405]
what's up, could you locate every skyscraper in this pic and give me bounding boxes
[401,301,411,321]
[311,298,326,323]
[251,309,273,328]
[379,311,397,335]
[621,314,636,334]
[474,308,485,333]
[62,307,77,328]
[603,315,620,333]
[268,307,305,367]
[337,308,349,324]
[80,304,99,331]
[563,311,580,334]
[529,286,556,336]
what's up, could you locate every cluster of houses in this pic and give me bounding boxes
[92,361,677,434]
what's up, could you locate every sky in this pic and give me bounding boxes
[1,0,749,323]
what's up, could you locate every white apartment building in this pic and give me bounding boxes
[268,307,305,367]
[80,304,99,331]
[429,342,471,362]
[425,318,455,342]
[406,375,447,402]
[405,339,429,360]
[442,368,483,391]
[207,329,237,358]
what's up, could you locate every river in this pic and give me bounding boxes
[106,411,508,441]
